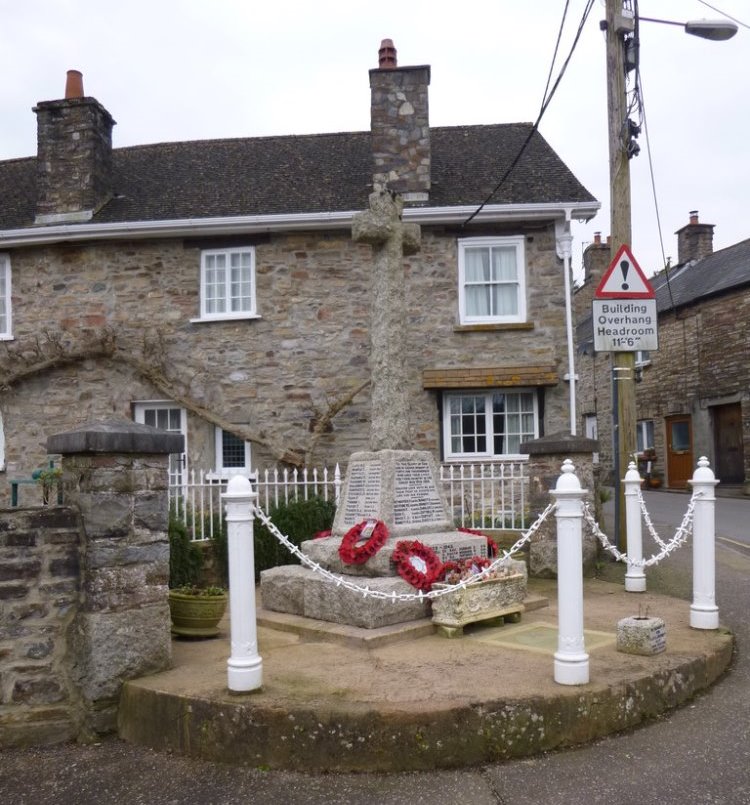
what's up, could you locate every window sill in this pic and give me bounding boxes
[454,322,534,333]
[0,334,14,341]
[190,314,261,324]
[443,454,530,463]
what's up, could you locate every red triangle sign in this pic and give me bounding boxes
[594,244,655,299]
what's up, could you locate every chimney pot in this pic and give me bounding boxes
[593,232,601,246]
[378,39,397,69]
[65,69,84,99]
[689,210,699,225]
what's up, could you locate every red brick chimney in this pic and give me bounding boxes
[33,70,116,224]
[675,210,714,264]
[369,39,431,201]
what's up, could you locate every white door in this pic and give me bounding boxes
[133,402,187,487]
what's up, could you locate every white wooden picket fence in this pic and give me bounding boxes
[169,460,529,541]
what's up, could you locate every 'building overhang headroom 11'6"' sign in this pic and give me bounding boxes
[592,244,658,352]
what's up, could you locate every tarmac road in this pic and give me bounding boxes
[1,492,749,804]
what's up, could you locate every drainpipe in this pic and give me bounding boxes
[557,210,577,435]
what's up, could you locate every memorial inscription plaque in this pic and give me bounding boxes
[342,460,382,527]
[393,455,446,526]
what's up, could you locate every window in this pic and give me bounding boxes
[133,402,187,487]
[636,419,654,453]
[635,350,651,367]
[197,247,256,321]
[0,254,12,340]
[214,427,252,478]
[443,390,538,459]
[458,237,526,324]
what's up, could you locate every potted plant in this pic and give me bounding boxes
[431,556,527,637]
[168,514,228,638]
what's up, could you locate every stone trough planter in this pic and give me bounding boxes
[431,571,527,638]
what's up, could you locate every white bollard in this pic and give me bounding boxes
[688,457,719,630]
[551,459,589,685]
[624,461,646,592]
[222,475,263,692]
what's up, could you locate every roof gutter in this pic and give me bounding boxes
[0,201,600,248]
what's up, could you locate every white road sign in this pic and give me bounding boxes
[592,298,659,352]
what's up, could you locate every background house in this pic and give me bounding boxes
[576,212,750,491]
[0,43,598,502]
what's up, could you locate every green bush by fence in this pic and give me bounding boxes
[254,497,336,581]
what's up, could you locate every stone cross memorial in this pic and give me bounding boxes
[260,190,488,629]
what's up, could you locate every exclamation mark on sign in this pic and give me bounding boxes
[620,260,630,290]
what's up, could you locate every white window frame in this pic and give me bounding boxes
[0,410,5,471]
[457,236,526,325]
[637,419,655,453]
[193,247,258,323]
[133,401,188,486]
[635,350,651,367]
[442,389,538,461]
[213,427,252,479]
[0,253,12,340]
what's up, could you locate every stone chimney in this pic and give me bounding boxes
[33,70,116,224]
[675,210,714,264]
[574,232,611,321]
[369,39,431,201]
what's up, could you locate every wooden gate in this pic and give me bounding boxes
[666,415,693,489]
[713,403,744,483]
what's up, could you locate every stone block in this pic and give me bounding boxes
[260,565,308,616]
[616,616,666,656]
[303,572,429,629]
[261,565,430,628]
[301,532,487,577]
[71,604,172,702]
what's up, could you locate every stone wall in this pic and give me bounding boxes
[0,421,176,747]
[0,506,82,745]
[1,220,574,501]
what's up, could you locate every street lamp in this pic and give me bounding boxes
[604,1,737,547]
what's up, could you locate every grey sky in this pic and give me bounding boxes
[1,0,747,279]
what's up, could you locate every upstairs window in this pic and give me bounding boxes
[443,389,538,460]
[458,237,526,324]
[198,248,256,321]
[0,254,12,340]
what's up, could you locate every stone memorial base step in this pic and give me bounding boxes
[260,565,430,629]
[302,531,488,578]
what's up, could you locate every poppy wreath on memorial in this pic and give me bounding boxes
[338,519,389,565]
[391,540,443,592]
[458,526,499,558]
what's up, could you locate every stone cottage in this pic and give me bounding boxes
[0,42,598,502]
[576,212,750,491]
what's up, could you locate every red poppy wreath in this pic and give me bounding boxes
[458,526,498,558]
[391,540,443,592]
[338,519,389,565]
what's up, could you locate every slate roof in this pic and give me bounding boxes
[0,123,596,230]
[651,237,750,312]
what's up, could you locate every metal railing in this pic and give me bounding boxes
[170,459,529,541]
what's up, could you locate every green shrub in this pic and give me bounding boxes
[168,515,203,589]
[253,497,336,581]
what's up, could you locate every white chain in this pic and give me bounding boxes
[253,501,557,601]
[582,494,698,567]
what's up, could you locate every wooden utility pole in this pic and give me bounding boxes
[605,0,637,548]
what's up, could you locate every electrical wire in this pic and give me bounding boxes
[462,0,596,227]
[696,0,750,29]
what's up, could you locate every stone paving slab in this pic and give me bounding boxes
[118,578,734,772]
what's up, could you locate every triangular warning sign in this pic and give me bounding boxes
[594,244,655,299]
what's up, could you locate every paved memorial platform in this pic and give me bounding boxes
[118,577,734,772]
